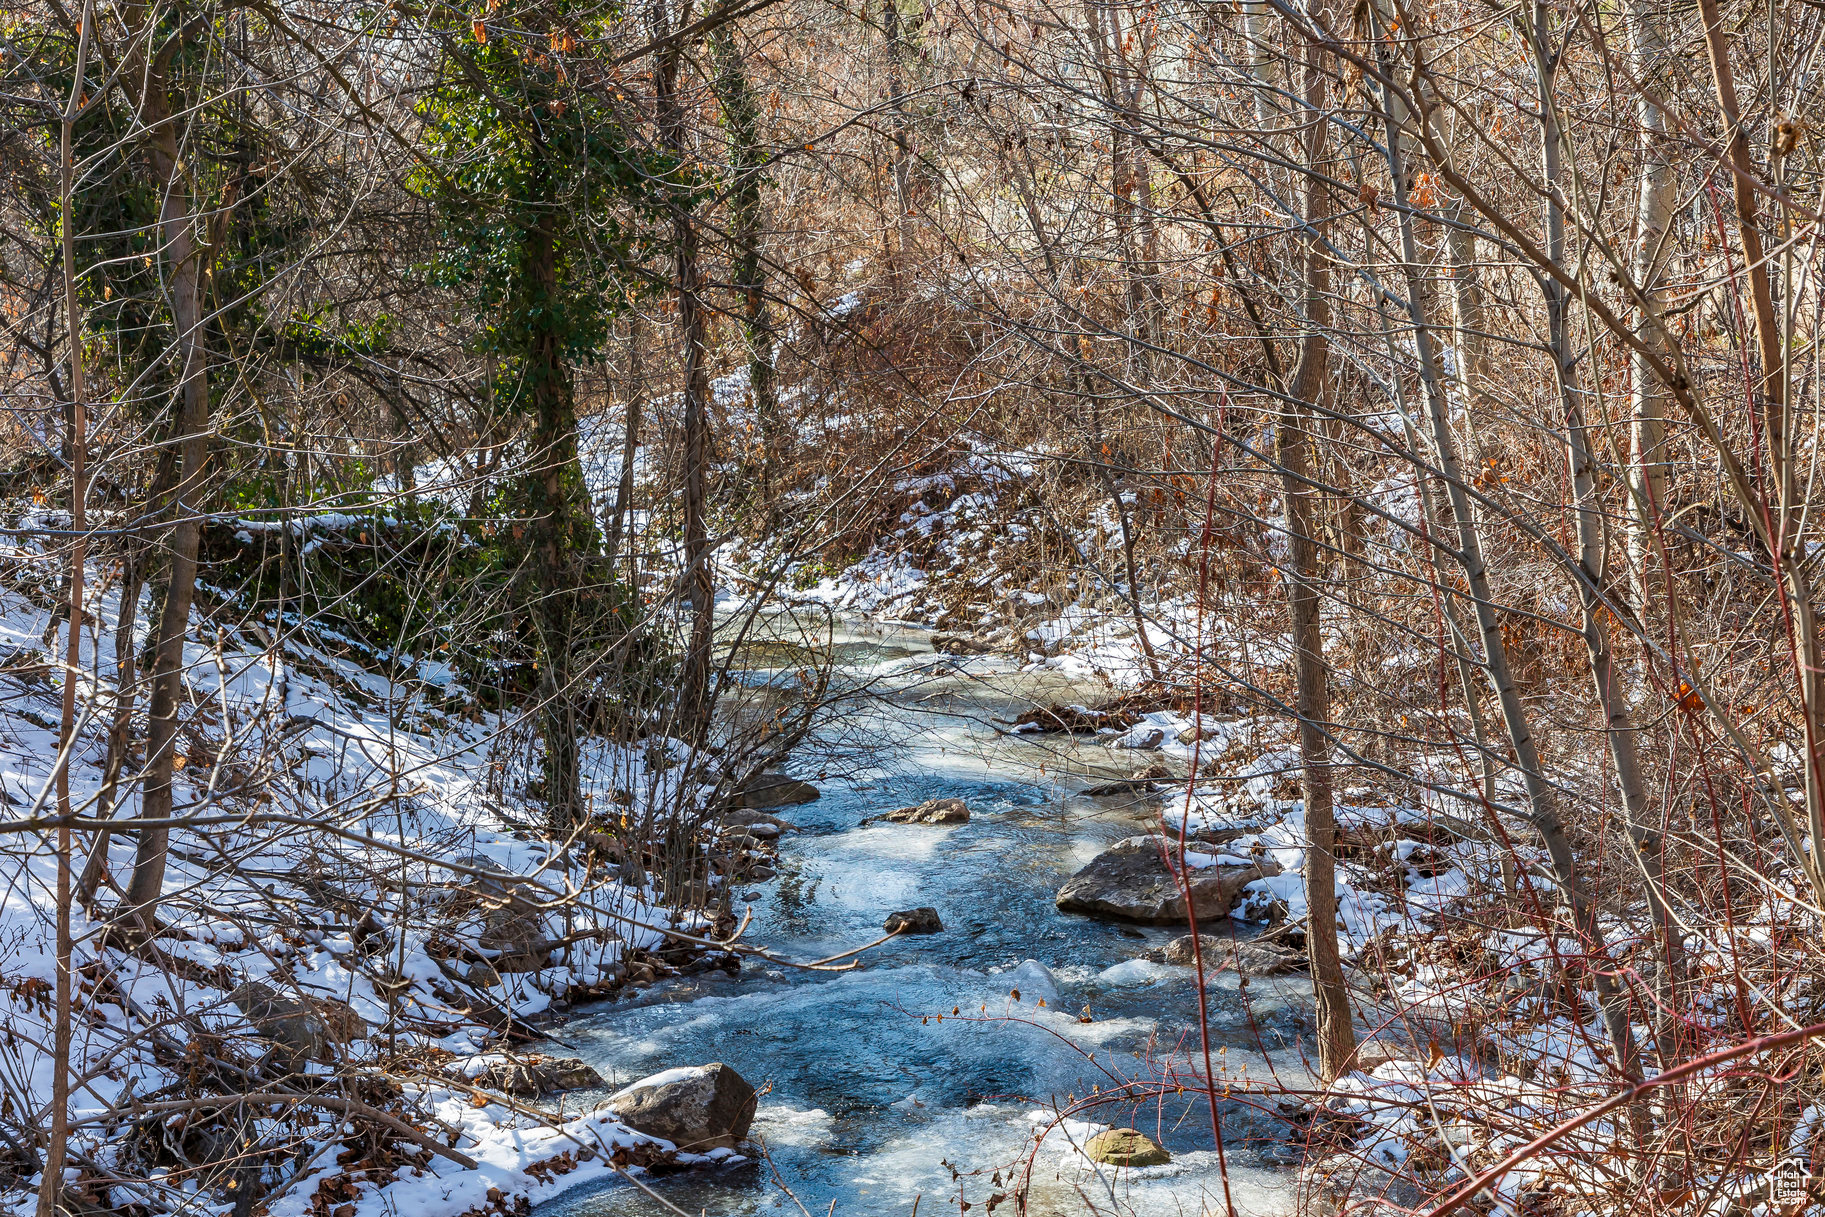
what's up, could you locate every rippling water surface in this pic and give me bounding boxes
[544,619,1313,1216]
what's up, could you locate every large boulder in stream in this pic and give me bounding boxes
[1056,836,1277,924]
[606,1063,758,1152]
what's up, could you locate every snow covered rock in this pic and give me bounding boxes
[606,1063,758,1152]
[1006,959,1059,1006]
[738,773,820,809]
[1142,933,1304,974]
[867,798,969,825]
[1350,1040,1425,1073]
[230,982,367,1069]
[884,907,944,934]
[1055,836,1278,924]
[1082,1128,1170,1167]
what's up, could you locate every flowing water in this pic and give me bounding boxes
[544,619,1312,1216]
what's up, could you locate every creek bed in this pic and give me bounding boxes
[543,620,1312,1216]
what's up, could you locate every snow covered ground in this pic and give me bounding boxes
[0,520,736,1216]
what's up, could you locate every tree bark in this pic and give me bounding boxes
[1622,0,1677,614]
[880,0,915,273]
[525,194,588,833]
[603,314,645,581]
[1528,0,1681,1069]
[123,36,215,932]
[710,27,782,519]
[657,10,717,746]
[40,10,92,1206]
[1694,0,1825,889]
[1368,0,1646,1089]
[1278,45,1355,1082]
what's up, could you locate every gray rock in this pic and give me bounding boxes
[868,798,969,825]
[1142,934,1304,974]
[606,1062,758,1152]
[476,1056,605,1096]
[1055,836,1278,924]
[230,982,367,1070]
[480,907,551,973]
[885,907,944,934]
[722,808,792,832]
[738,773,820,809]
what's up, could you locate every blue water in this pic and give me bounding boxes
[544,628,1312,1215]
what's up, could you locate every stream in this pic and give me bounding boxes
[544,618,1313,1216]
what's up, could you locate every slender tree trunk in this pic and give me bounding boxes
[526,196,588,833]
[1358,193,1510,892]
[603,314,644,579]
[1623,0,1677,614]
[1528,0,1682,1068]
[710,27,782,519]
[881,0,914,273]
[40,12,92,1206]
[1694,0,1825,888]
[124,66,214,933]
[74,541,141,907]
[658,24,716,746]
[1368,2,1646,1090]
[1279,45,1355,1082]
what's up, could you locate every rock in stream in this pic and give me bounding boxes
[884,907,944,934]
[864,797,970,825]
[1082,1128,1171,1167]
[1055,836,1276,923]
[1143,933,1304,974]
[606,1062,758,1152]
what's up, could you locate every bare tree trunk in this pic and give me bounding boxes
[1528,0,1681,1069]
[657,12,717,746]
[1278,43,1355,1082]
[40,11,92,1206]
[74,531,146,908]
[124,52,215,933]
[1368,1,1646,1089]
[1622,0,1677,614]
[526,196,588,833]
[880,0,914,273]
[1694,0,1825,888]
[603,314,645,579]
[711,26,782,519]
